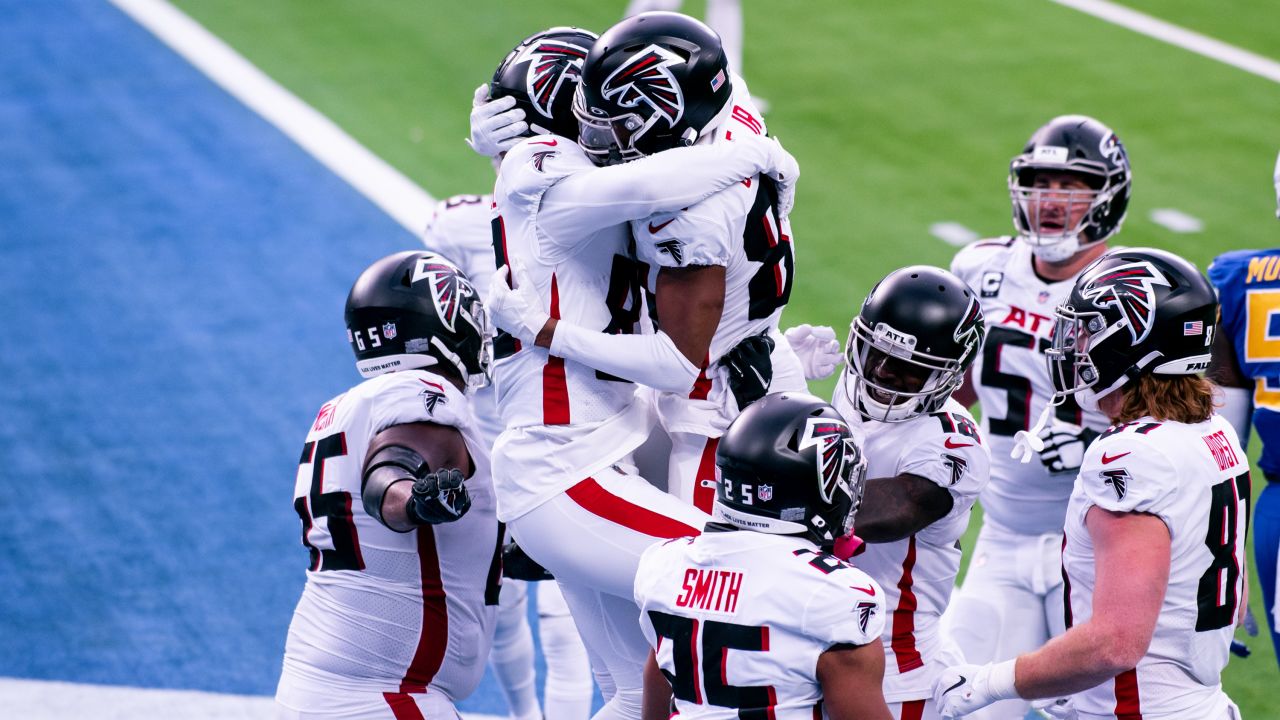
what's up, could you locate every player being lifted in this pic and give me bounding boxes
[634,392,892,720]
[474,23,800,720]
[490,12,817,515]
[934,248,1246,720]
[790,266,991,720]
[945,114,1132,720]
[275,252,498,719]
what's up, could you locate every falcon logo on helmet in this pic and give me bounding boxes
[952,297,985,360]
[411,257,462,332]
[1080,261,1171,344]
[798,417,856,502]
[517,39,589,120]
[602,45,686,126]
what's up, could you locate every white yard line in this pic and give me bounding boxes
[0,676,507,720]
[1050,0,1280,84]
[1149,208,1204,233]
[930,221,980,247]
[109,0,435,235]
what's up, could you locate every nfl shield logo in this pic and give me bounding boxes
[1037,290,1051,304]
[382,321,398,340]
[758,484,773,502]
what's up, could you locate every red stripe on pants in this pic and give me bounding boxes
[692,437,719,513]
[399,526,446,693]
[891,535,924,673]
[1114,668,1143,719]
[899,699,925,720]
[565,477,703,538]
[543,273,570,424]
[383,692,426,720]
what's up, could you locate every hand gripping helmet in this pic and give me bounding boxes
[844,266,985,423]
[573,11,733,165]
[1047,247,1217,408]
[345,251,491,388]
[490,26,599,139]
[715,392,868,550]
[1009,115,1132,262]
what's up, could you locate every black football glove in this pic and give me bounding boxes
[406,468,471,525]
[1037,421,1100,475]
[720,332,775,411]
[502,541,555,581]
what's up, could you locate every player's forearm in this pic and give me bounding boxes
[545,320,701,394]
[1012,621,1139,698]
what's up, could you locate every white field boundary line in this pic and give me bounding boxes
[109,0,435,235]
[1050,0,1280,85]
[0,676,507,720]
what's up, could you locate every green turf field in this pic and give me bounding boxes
[172,0,1279,713]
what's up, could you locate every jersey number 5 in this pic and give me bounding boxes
[294,432,365,572]
[648,611,776,719]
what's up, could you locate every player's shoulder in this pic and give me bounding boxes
[424,194,492,236]
[497,134,592,195]
[357,370,470,432]
[1208,248,1279,291]
[1079,419,1181,511]
[789,547,886,644]
[950,236,1019,278]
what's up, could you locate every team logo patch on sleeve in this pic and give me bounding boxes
[857,601,877,633]
[419,379,448,415]
[1101,468,1130,500]
[655,238,684,264]
[1080,261,1171,344]
[942,453,968,487]
[602,44,686,126]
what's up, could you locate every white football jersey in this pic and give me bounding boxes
[490,137,660,521]
[950,237,1110,535]
[632,91,806,438]
[1063,414,1247,719]
[635,530,886,720]
[832,383,991,702]
[421,193,503,449]
[278,370,500,702]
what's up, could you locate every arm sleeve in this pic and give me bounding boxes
[801,568,886,647]
[538,137,776,245]
[549,321,701,394]
[1078,436,1179,530]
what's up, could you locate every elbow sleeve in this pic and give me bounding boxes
[549,321,700,394]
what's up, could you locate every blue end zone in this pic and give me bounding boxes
[0,0,570,713]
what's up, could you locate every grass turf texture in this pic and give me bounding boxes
[170,0,1280,713]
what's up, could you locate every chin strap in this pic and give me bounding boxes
[1011,397,1060,463]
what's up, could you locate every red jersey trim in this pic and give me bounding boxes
[890,535,924,673]
[1114,668,1142,719]
[692,437,720,513]
[565,477,703,539]
[542,273,570,425]
[399,526,447,693]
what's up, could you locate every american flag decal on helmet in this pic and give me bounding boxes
[517,39,589,119]
[602,44,686,126]
[798,417,855,503]
[1080,261,1171,344]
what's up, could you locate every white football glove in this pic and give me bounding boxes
[784,324,841,380]
[487,263,550,346]
[466,84,527,158]
[1037,419,1100,475]
[760,135,800,218]
[1031,697,1078,720]
[933,661,1018,719]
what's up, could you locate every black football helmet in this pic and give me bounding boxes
[715,393,868,549]
[1009,115,1132,261]
[573,11,733,166]
[490,27,598,139]
[1047,247,1217,406]
[345,251,490,388]
[844,266,985,422]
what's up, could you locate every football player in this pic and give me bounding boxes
[634,392,892,720]
[1204,152,1280,668]
[789,266,991,720]
[474,25,800,720]
[944,114,1131,720]
[275,251,499,719]
[934,248,1245,720]
[547,11,810,514]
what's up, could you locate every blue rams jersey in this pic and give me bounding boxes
[1209,248,1280,480]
